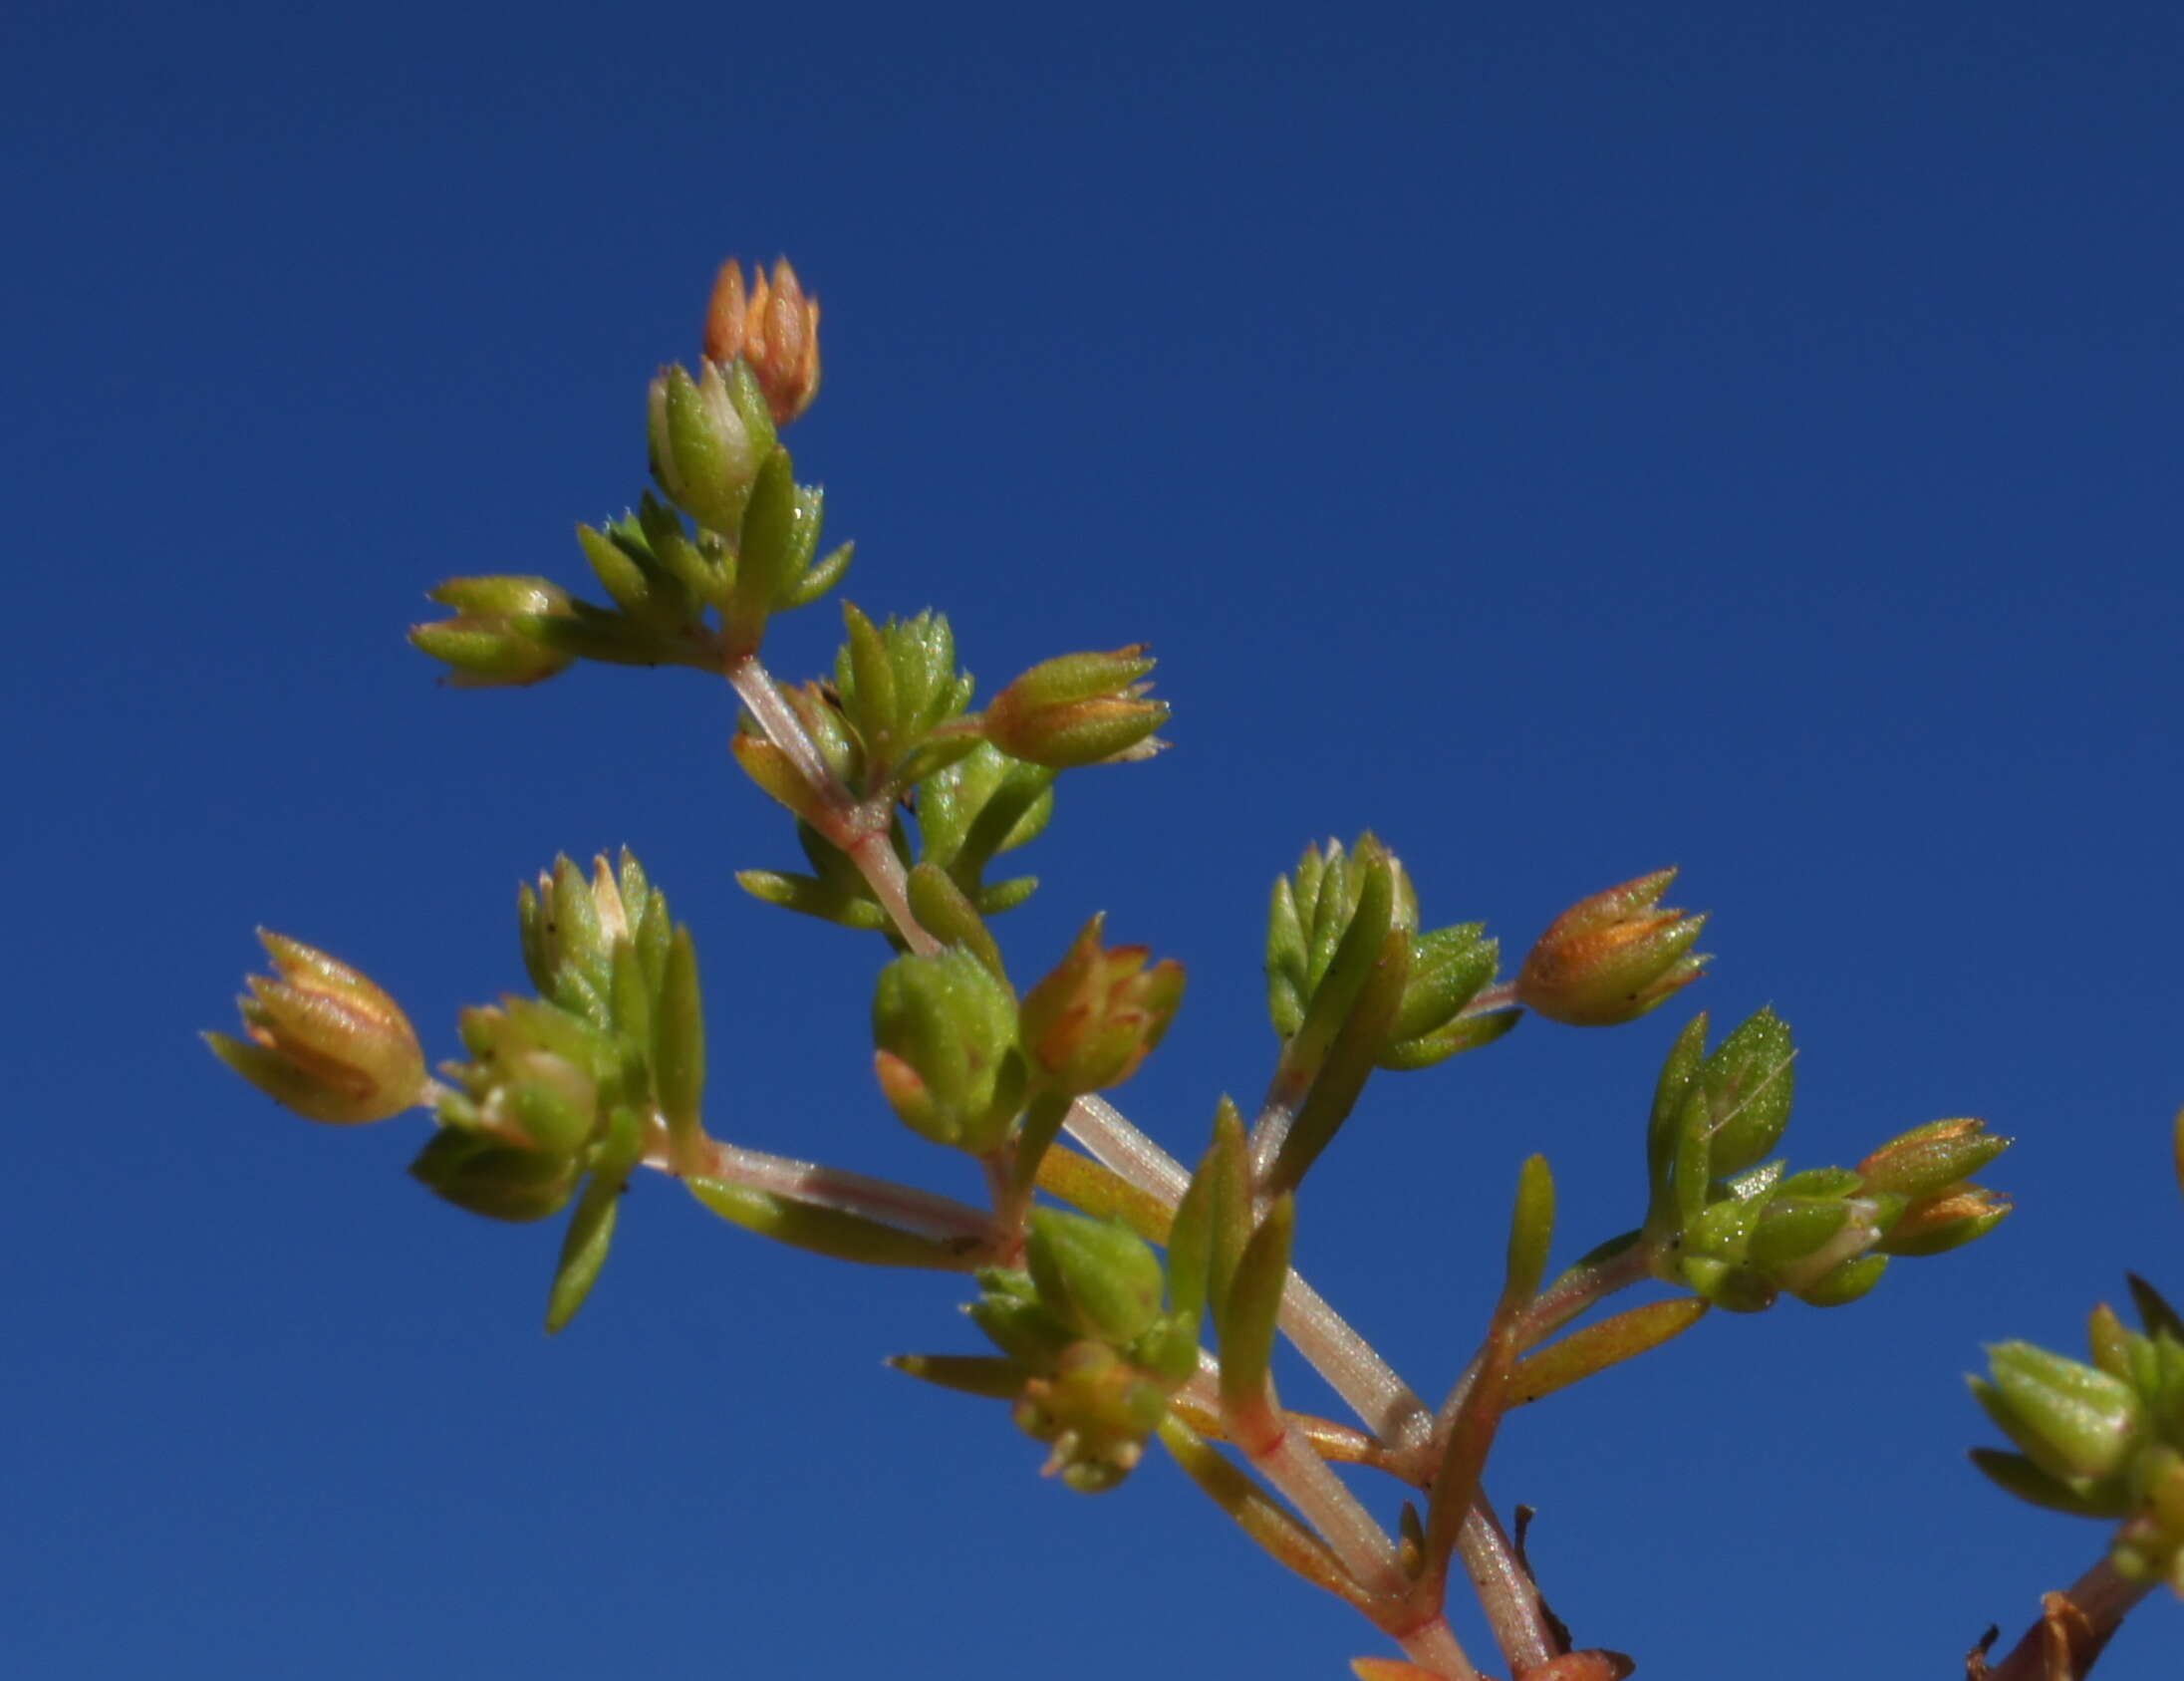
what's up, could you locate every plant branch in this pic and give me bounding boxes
[1976,1556,2155,1681]
[644,1129,993,1246]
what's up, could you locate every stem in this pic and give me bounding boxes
[1436,1236,1655,1437]
[1455,1501,1556,1676]
[647,1131,993,1246]
[1982,1556,2155,1681]
[722,650,1501,1671]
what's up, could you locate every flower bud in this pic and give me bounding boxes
[410,575,577,688]
[1026,1208,1168,1345]
[647,360,774,537]
[1857,1118,2013,1201]
[871,947,1026,1153]
[1012,1339,1174,1494]
[205,933,428,1125]
[1515,868,1709,1027]
[440,996,610,1157]
[1975,1342,2148,1485]
[1879,1182,2013,1257]
[1017,915,1186,1095]
[702,257,822,424]
[982,647,1170,768]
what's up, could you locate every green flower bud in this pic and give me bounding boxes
[1879,1183,2013,1257]
[1699,1008,1796,1178]
[1856,1118,2013,1200]
[410,575,578,688]
[1017,915,1186,1095]
[205,933,429,1125]
[408,1127,585,1223]
[871,947,1026,1153]
[1976,1342,2149,1485]
[1515,868,1709,1027]
[1026,1208,1167,1346]
[647,360,773,538]
[982,646,1169,768]
[1012,1339,1174,1494]
[830,603,977,786]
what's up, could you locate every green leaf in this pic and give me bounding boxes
[687,1178,981,1270]
[1218,1196,1295,1418]
[545,1175,622,1334]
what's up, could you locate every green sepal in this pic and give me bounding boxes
[886,1353,1028,1400]
[687,1178,981,1270]
[1669,1085,1716,1239]
[576,518,663,616]
[1774,1166,1863,1199]
[545,1172,622,1334]
[1682,1256,1777,1313]
[1748,1196,1853,1270]
[527,599,687,668]
[409,1129,583,1223]
[1971,1447,2133,1519]
[1789,1252,1889,1307]
[1218,1195,1295,1416]
[969,1272,1078,1367]
[1702,1007,1796,1179]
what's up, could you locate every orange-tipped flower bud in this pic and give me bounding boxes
[703,257,822,424]
[205,933,428,1124]
[983,647,1170,769]
[1017,916,1186,1095]
[1515,868,1709,1027]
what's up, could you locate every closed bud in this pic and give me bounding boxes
[439,997,609,1157]
[871,947,1026,1153]
[1976,1342,2148,1485]
[1699,1007,1796,1177]
[1017,915,1186,1095]
[1880,1182,2013,1257]
[647,360,773,537]
[410,576,576,688]
[702,257,822,424]
[1515,868,1709,1027]
[1027,1208,1168,1345]
[205,933,428,1125]
[1012,1339,1174,1494]
[1857,1118,2013,1201]
[983,647,1170,768]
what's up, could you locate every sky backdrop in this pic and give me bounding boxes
[6,2,2181,1677]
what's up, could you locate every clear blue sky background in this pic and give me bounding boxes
[6,3,2179,1677]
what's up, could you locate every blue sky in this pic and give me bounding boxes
[7,2,2180,1676]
